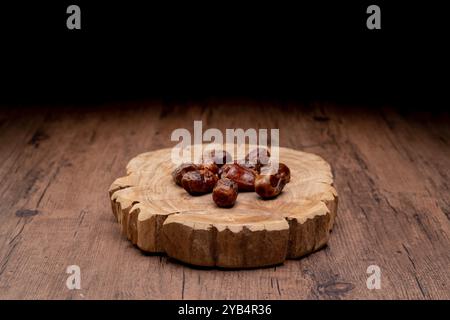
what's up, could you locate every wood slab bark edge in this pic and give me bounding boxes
[109,145,338,268]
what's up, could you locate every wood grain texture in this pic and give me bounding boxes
[0,102,449,299]
[109,145,337,268]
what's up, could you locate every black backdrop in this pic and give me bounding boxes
[0,1,447,108]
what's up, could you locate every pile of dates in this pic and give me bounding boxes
[171,148,291,208]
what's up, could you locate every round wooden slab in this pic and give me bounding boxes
[109,145,338,268]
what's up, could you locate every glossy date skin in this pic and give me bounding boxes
[202,149,232,168]
[212,178,238,207]
[199,162,220,175]
[181,169,219,195]
[172,162,220,185]
[255,163,291,199]
[277,163,291,183]
[172,163,200,186]
[244,148,271,172]
[220,163,257,192]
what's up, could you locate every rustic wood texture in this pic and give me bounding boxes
[109,145,337,268]
[0,102,449,299]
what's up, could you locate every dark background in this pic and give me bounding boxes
[0,1,447,108]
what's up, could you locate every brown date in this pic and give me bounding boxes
[255,163,291,199]
[244,148,271,171]
[181,169,219,195]
[212,178,238,207]
[202,149,232,167]
[277,163,291,183]
[199,162,220,175]
[172,163,199,186]
[220,163,257,191]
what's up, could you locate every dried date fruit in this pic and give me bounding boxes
[181,169,219,195]
[277,163,291,183]
[172,163,199,186]
[255,174,286,199]
[212,178,238,207]
[255,163,291,199]
[220,163,256,192]
[244,148,271,171]
[199,162,220,175]
[202,149,232,167]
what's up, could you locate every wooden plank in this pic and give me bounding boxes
[0,102,448,299]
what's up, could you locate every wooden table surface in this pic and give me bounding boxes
[0,101,448,300]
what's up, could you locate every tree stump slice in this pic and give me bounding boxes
[109,145,338,268]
